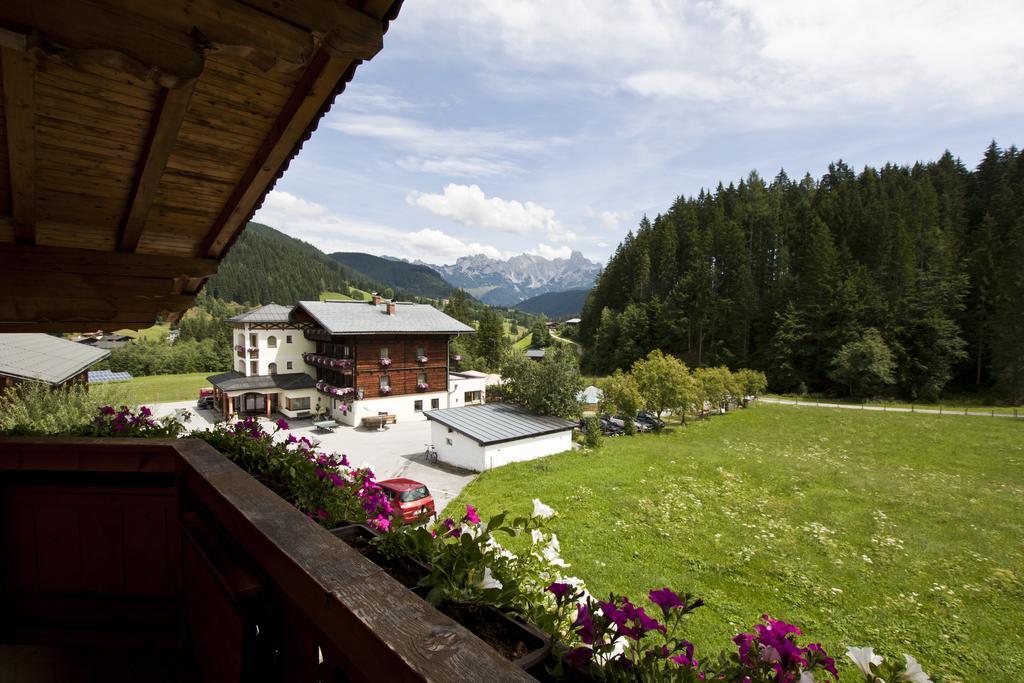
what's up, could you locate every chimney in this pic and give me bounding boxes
[371,292,381,305]
[386,302,396,316]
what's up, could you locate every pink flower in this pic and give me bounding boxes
[275,418,290,430]
[464,504,481,525]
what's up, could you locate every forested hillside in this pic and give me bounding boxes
[581,143,1024,402]
[514,288,591,318]
[331,252,454,299]
[205,223,377,304]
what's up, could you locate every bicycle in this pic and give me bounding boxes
[424,443,438,464]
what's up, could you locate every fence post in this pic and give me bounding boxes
[911,403,914,413]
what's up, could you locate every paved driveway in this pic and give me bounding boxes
[149,401,476,513]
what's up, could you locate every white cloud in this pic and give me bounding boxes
[327,112,568,178]
[253,191,506,264]
[527,244,573,260]
[408,0,1024,118]
[586,207,632,232]
[408,184,576,242]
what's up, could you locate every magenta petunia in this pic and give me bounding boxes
[649,587,683,613]
[275,418,290,430]
[545,582,571,599]
[464,504,481,525]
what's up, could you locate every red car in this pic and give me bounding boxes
[378,478,435,524]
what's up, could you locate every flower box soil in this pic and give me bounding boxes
[436,601,549,669]
[330,525,428,588]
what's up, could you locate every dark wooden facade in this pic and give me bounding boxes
[0,437,534,681]
[0,367,90,391]
[312,333,451,397]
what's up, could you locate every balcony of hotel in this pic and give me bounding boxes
[0,437,534,681]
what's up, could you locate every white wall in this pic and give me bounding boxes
[447,375,487,408]
[337,391,448,426]
[429,421,574,472]
[235,325,314,377]
[431,421,485,470]
[278,388,318,418]
[483,431,573,470]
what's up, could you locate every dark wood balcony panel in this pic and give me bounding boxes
[0,437,536,682]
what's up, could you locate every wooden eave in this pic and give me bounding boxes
[0,0,404,332]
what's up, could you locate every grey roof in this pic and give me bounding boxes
[424,403,576,446]
[295,301,475,336]
[227,303,294,324]
[0,334,110,385]
[577,385,603,404]
[207,371,315,392]
[525,348,546,359]
[88,370,133,383]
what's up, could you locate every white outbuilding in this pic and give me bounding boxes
[424,403,577,472]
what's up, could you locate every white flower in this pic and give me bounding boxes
[531,529,545,546]
[846,647,883,677]
[479,567,502,590]
[542,533,568,567]
[898,654,932,683]
[800,672,816,683]
[483,537,515,560]
[532,498,555,519]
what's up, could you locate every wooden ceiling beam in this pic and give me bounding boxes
[242,1,384,60]
[0,242,219,279]
[0,320,157,333]
[118,78,197,252]
[198,49,356,259]
[0,1,204,88]
[1,46,36,244]
[0,293,193,325]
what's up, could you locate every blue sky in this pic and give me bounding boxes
[254,0,1024,266]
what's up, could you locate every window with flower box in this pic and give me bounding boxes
[379,347,389,359]
[379,375,390,389]
[417,372,427,385]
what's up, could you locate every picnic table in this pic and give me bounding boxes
[312,419,339,433]
[360,414,396,430]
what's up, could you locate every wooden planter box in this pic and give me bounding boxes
[330,524,430,589]
[332,525,550,671]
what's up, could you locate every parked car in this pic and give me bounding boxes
[614,414,651,433]
[196,388,215,410]
[637,411,666,430]
[378,478,435,524]
[599,416,624,436]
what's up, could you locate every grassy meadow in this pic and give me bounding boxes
[449,404,1024,681]
[94,372,210,405]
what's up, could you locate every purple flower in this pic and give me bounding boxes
[733,632,756,664]
[139,406,152,417]
[572,604,596,645]
[546,582,571,599]
[564,647,593,671]
[275,418,290,430]
[99,405,115,415]
[442,517,455,530]
[340,454,350,467]
[464,504,481,525]
[315,508,328,520]
[649,587,683,613]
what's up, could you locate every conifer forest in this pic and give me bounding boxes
[580,143,1024,402]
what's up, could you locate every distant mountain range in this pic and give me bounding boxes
[513,288,591,318]
[330,252,454,300]
[424,251,602,307]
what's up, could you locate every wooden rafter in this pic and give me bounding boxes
[243,1,385,60]
[0,242,219,279]
[1,46,35,244]
[198,49,358,258]
[118,78,197,252]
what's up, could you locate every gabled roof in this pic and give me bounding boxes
[525,348,546,359]
[294,301,475,336]
[0,334,110,385]
[578,385,603,404]
[89,370,134,383]
[424,403,576,446]
[207,371,315,393]
[227,304,295,324]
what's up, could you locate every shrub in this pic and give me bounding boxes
[582,417,603,449]
[0,382,129,435]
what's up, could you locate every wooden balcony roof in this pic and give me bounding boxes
[0,0,404,332]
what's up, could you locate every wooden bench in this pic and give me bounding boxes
[360,414,397,429]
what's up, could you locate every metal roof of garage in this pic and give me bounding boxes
[424,403,576,446]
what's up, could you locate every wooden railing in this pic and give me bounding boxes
[0,437,535,682]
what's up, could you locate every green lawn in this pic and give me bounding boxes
[114,323,170,341]
[95,372,210,405]
[513,333,533,351]
[449,405,1024,681]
